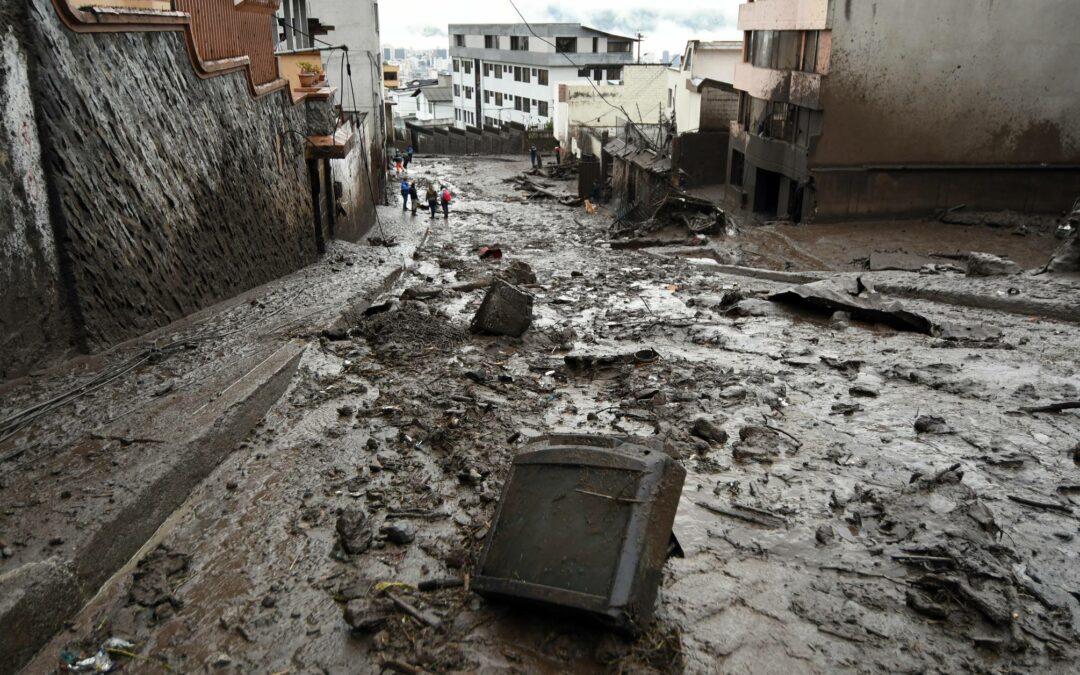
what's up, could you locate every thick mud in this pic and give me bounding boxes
[13,156,1080,674]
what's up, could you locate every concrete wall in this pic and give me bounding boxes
[0,0,320,376]
[0,10,74,379]
[816,0,1080,167]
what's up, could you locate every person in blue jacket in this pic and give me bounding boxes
[405,145,414,170]
[401,178,410,210]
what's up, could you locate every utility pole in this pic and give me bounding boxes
[636,33,644,63]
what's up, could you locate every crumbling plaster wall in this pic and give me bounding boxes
[25,0,316,352]
[815,0,1080,167]
[0,7,74,379]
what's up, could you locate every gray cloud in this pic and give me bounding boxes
[420,25,447,37]
[539,5,734,36]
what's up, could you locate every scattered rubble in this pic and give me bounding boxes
[966,252,1022,276]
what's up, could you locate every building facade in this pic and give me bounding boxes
[448,23,636,130]
[554,64,670,152]
[727,0,1080,221]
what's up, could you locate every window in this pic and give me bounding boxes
[750,31,801,70]
[592,37,599,53]
[495,92,503,105]
[731,151,745,187]
[454,34,464,47]
[484,63,492,76]
[607,40,631,53]
[521,97,531,113]
[463,60,472,74]
[556,37,576,54]
[577,68,589,77]
[510,35,528,51]
[514,97,522,111]
[513,66,522,81]
[452,59,459,72]
[455,109,461,120]
[484,90,491,103]
[465,86,473,99]
[485,35,497,49]
[453,84,460,96]
[537,69,548,85]
[522,68,531,84]
[592,68,603,81]
[766,101,796,142]
[607,67,622,81]
[537,101,549,117]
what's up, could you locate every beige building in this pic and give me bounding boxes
[728,0,1080,221]
[554,64,671,155]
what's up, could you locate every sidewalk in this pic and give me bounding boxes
[0,206,428,668]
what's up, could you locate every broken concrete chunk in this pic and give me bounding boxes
[336,507,373,555]
[769,276,935,334]
[849,374,882,398]
[815,525,836,546]
[966,252,1022,277]
[380,522,416,545]
[344,598,391,633]
[470,278,534,337]
[914,415,953,434]
[690,417,728,446]
[497,260,537,286]
[732,425,785,463]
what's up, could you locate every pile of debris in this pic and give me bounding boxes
[507,173,583,207]
[612,191,727,242]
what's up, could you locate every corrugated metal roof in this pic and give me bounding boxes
[607,138,671,174]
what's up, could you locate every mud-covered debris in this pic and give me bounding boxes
[906,589,950,620]
[344,598,392,633]
[470,278,534,337]
[815,525,836,546]
[770,276,935,334]
[966,252,1022,276]
[690,417,728,446]
[831,402,863,416]
[914,415,953,434]
[337,405,355,417]
[913,575,1012,625]
[380,522,416,545]
[478,245,503,260]
[849,375,882,398]
[497,260,537,286]
[336,507,374,555]
[732,425,786,463]
[130,545,191,608]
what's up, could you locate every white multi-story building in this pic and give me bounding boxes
[448,23,637,130]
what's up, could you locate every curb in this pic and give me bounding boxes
[0,342,304,672]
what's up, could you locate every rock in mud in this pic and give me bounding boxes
[380,522,416,545]
[690,417,728,446]
[732,425,784,463]
[815,525,836,546]
[344,598,392,633]
[497,260,537,285]
[470,278,534,337]
[336,507,374,555]
[914,415,953,434]
[966,252,1022,276]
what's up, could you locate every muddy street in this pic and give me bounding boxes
[6,155,1080,674]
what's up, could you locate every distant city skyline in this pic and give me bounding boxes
[378,0,741,64]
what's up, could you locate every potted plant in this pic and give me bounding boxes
[298,61,319,88]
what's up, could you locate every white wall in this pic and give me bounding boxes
[555,65,670,145]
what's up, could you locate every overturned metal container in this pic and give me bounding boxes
[474,434,686,634]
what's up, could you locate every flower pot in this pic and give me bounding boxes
[299,73,316,88]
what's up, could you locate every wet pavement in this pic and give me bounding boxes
[7,155,1080,673]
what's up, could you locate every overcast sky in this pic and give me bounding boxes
[380,0,742,62]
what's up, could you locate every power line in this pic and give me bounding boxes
[505,0,659,152]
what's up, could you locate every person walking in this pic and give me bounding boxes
[409,181,419,216]
[425,183,438,219]
[393,150,403,174]
[405,144,414,170]
[440,185,452,219]
[400,178,410,210]
[554,146,561,165]
[529,144,537,168]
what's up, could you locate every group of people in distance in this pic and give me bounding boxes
[392,145,452,219]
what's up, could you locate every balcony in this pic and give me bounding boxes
[738,0,829,31]
[733,62,789,102]
[789,71,822,110]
